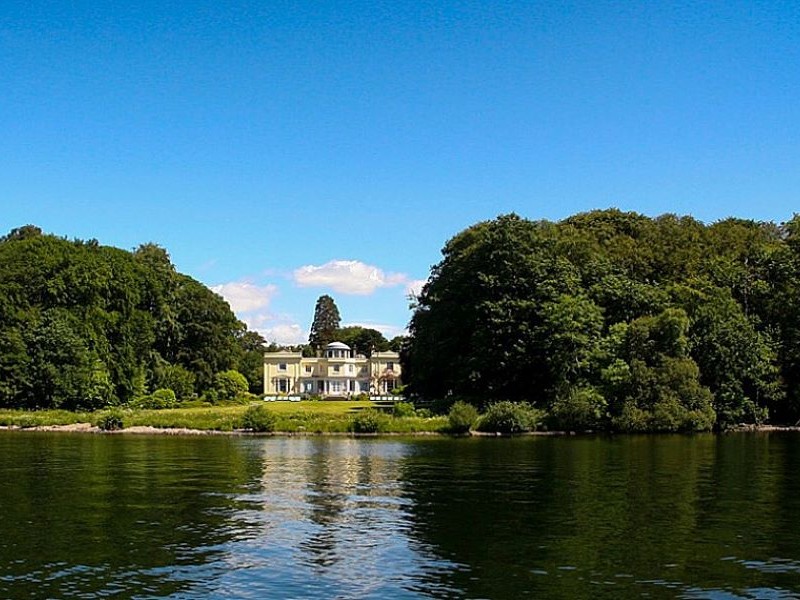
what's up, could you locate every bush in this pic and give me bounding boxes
[415,408,433,418]
[96,408,127,431]
[549,387,607,431]
[240,405,277,432]
[131,388,178,409]
[476,401,542,434]
[448,401,478,433]
[352,392,370,402]
[153,364,195,400]
[214,370,249,400]
[351,408,390,433]
[392,401,416,418]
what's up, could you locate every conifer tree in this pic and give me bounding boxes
[309,295,341,349]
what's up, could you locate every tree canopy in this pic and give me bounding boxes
[308,295,341,349]
[404,210,800,431]
[0,227,261,409]
[334,326,389,357]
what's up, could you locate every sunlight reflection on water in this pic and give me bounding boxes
[1,433,800,598]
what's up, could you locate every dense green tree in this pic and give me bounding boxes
[308,294,341,349]
[388,335,407,352]
[334,326,388,357]
[0,226,254,410]
[406,215,581,404]
[405,210,800,429]
[235,329,267,393]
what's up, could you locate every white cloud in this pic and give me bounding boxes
[259,323,307,346]
[293,260,408,295]
[211,281,277,313]
[405,278,428,298]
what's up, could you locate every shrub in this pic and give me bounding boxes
[132,388,178,409]
[415,408,433,418]
[153,364,195,400]
[352,392,370,402]
[351,409,390,433]
[214,370,249,400]
[612,402,650,432]
[476,401,542,434]
[549,387,607,431]
[392,401,416,418]
[240,405,277,432]
[202,389,219,404]
[448,401,478,433]
[96,408,127,431]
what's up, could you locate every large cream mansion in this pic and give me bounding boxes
[263,342,402,398]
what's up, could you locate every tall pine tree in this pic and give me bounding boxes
[309,295,341,349]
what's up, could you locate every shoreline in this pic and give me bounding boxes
[1,423,799,437]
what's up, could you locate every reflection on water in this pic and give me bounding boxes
[0,433,799,598]
[211,438,463,599]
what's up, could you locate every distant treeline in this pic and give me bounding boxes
[0,226,265,410]
[403,210,800,431]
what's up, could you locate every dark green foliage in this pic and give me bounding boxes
[476,401,543,434]
[151,363,195,401]
[351,408,390,433]
[213,370,249,400]
[236,330,267,393]
[202,389,219,404]
[406,210,800,429]
[240,405,277,432]
[549,386,606,431]
[0,227,255,410]
[96,408,126,431]
[392,401,416,418]
[309,295,341,349]
[132,388,178,409]
[447,401,479,433]
[334,326,388,356]
[388,335,407,352]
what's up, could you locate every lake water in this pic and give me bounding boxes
[1,432,799,599]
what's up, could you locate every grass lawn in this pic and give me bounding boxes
[261,400,374,415]
[0,400,450,434]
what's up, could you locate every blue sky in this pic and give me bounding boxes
[2,1,799,343]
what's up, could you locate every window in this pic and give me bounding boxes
[305,365,312,373]
[387,362,394,371]
[333,365,340,373]
[348,364,354,373]
[278,363,287,371]
[331,381,342,393]
[278,379,288,393]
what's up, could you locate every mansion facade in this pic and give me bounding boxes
[263,341,402,398]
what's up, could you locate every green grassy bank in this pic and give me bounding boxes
[0,401,450,434]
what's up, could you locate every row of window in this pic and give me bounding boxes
[276,362,395,372]
[274,379,396,394]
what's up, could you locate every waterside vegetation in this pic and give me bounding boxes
[6,210,800,435]
[405,210,800,432]
[0,226,265,411]
[0,400,452,434]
